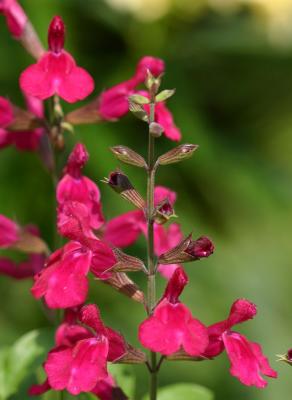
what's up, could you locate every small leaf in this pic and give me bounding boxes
[155,89,176,103]
[142,383,214,400]
[129,94,150,105]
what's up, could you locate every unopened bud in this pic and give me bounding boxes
[145,70,162,96]
[159,234,214,264]
[103,171,145,209]
[154,198,176,225]
[149,122,163,138]
[157,144,198,166]
[277,349,292,366]
[110,145,147,169]
[112,248,146,273]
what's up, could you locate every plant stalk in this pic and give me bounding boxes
[147,101,158,400]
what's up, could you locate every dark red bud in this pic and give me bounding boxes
[287,349,292,361]
[163,267,188,304]
[185,236,214,259]
[48,16,65,53]
[107,171,133,193]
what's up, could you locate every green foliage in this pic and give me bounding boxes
[109,364,136,399]
[0,329,53,400]
[142,383,214,400]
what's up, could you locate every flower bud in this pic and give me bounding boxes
[277,349,292,365]
[163,267,188,304]
[48,16,65,54]
[149,122,163,138]
[104,171,145,209]
[154,198,176,225]
[185,236,214,258]
[110,145,147,169]
[157,144,198,166]
[158,234,214,264]
[145,69,162,96]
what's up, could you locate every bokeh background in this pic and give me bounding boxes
[1,0,292,399]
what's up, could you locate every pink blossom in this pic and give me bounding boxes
[0,0,27,38]
[30,305,126,396]
[0,95,44,151]
[98,56,164,120]
[57,143,104,231]
[139,267,209,356]
[20,16,94,103]
[0,254,44,279]
[31,239,116,308]
[0,214,19,247]
[204,299,277,388]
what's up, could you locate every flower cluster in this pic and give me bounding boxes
[0,6,278,400]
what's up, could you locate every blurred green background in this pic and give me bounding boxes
[1,0,292,399]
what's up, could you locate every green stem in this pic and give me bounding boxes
[147,101,158,400]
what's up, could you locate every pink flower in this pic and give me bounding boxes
[139,267,209,356]
[31,239,116,308]
[0,214,19,247]
[57,143,104,231]
[140,91,181,141]
[204,299,277,388]
[30,305,126,396]
[0,95,44,151]
[20,16,94,103]
[0,0,27,38]
[98,56,164,121]
[0,254,44,279]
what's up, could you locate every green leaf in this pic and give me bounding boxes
[0,329,54,400]
[128,94,150,105]
[142,383,214,400]
[109,364,135,399]
[155,89,176,103]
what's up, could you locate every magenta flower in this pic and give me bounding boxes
[0,95,44,151]
[0,214,19,247]
[98,56,164,121]
[30,305,126,396]
[204,299,277,388]
[19,16,94,103]
[139,267,209,356]
[57,143,104,230]
[31,239,116,308]
[0,0,27,38]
